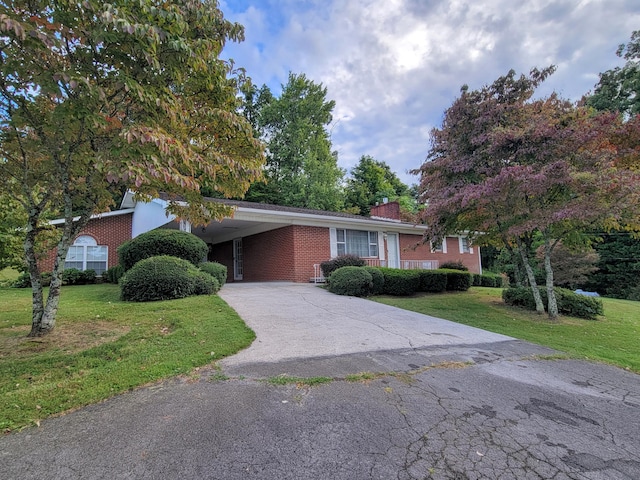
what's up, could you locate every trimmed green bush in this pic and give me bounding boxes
[418,270,448,293]
[120,255,213,302]
[118,229,208,271]
[103,265,125,284]
[473,273,504,288]
[502,286,604,320]
[379,268,420,296]
[440,261,468,271]
[328,266,373,297]
[320,254,366,278]
[199,262,227,287]
[12,272,31,288]
[363,266,385,295]
[442,269,473,291]
[192,270,219,295]
[62,268,96,285]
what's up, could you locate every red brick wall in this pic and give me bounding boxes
[292,226,331,282]
[398,234,481,274]
[209,241,234,284]
[370,201,401,220]
[40,213,133,273]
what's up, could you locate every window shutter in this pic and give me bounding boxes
[329,228,337,258]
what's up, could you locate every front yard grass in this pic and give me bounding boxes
[0,284,255,433]
[373,287,640,374]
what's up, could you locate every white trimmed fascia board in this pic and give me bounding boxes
[48,208,135,225]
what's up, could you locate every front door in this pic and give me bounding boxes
[386,233,400,268]
[233,238,243,281]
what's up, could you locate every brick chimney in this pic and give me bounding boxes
[369,200,401,221]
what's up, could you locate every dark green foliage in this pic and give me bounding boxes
[418,270,448,293]
[120,255,213,302]
[62,269,96,285]
[502,287,604,320]
[118,229,208,271]
[585,232,640,300]
[328,266,373,297]
[440,261,468,271]
[379,268,420,296]
[442,269,473,291]
[11,272,31,288]
[320,254,366,278]
[363,266,385,295]
[199,262,227,287]
[192,271,219,295]
[103,265,125,284]
[476,273,503,288]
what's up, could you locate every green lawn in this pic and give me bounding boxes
[374,287,640,374]
[0,284,255,433]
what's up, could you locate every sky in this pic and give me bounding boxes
[219,0,640,186]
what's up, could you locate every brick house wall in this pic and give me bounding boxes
[291,226,331,282]
[397,235,481,274]
[40,213,133,273]
[208,240,234,284]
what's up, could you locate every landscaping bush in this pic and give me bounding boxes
[379,268,420,296]
[103,265,125,284]
[199,262,227,287]
[472,274,482,286]
[418,270,448,293]
[67,268,97,285]
[192,270,220,295]
[120,255,213,302]
[12,272,31,288]
[320,254,366,278]
[476,273,503,288]
[118,229,208,271]
[442,269,473,291]
[440,261,468,271]
[328,266,373,297]
[363,266,385,295]
[502,286,604,320]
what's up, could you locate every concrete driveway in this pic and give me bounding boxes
[1,282,639,479]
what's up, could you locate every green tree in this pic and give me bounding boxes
[0,1,264,337]
[586,232,640,300]
[0,193,25,271]
[344,155,410,216]
[588,31,640,117]
[244,73,345,210]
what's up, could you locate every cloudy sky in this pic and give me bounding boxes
[219,0,640,186]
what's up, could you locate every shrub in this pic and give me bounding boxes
[363,266,385,295]
[320,254,366,278]
[328,266,373,297]
[502,286,604,320]
[120,255,213,302]
[62,268,84,285]
[192,270,219,295]
[118,229,208,271]
[440,261,468,271]
[472,274,482,286]
[475,273,503,288]
[12,272,31,288]
[103,265,125,284]
[379,268,420,296]
[442,269,473,291]
[199,262,227,287]
[418,270,448,293]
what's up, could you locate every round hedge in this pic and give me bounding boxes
[120,255,214,302]
[118,229,208,271]
[199,262,227,287]
[363,266,384,295]
[328,266,373,297]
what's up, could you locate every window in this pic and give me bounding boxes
[335,229,378,257]
[459,236,473,254]
[431,238,447,253]
[64,235,108,275]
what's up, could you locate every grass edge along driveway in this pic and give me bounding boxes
[0,284,255,433]
[374,287,639,375]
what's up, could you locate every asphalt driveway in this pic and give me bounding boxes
[1,282,639,479]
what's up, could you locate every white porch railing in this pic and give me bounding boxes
[312,259,439,283]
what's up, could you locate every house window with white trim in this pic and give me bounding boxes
[336,229,378,257]
[459,236,473,254]
[431,238,447,253]
[64,235,108,275]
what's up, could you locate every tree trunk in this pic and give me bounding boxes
[516,237,545,314]
[543,234,559,320]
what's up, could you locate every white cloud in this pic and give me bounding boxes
[221,0,640,185]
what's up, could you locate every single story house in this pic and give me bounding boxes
[43,193,482,283]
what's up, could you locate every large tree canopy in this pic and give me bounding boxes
[414,67,640,318]
[243,73,345,211]
[588,30,640,117]
[344,155,411,216]
[0,0,264,336]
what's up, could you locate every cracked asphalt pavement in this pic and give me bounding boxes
[2,282,639,479]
